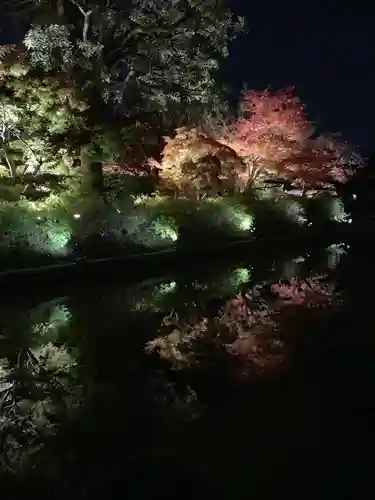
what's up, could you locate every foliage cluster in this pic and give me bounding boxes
[145,273,339,377]
[0,0,360,266]
[0,177,352,264]
[151,88,363,197]
[0,251,345,486]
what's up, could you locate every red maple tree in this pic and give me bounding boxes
[224,87,358,188]
[236,87,312,149]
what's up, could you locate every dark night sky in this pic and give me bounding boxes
[1,1,374,153]
[223,1,375,154]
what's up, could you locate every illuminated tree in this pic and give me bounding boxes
[0,50,83,177]
[4,0,243,171]
[0,45,125,196]
[226,88,360,190]
[271,132,361,191]
[236,87,312,149]
[221,87,312,186]
[0,301,79,472]
[155,127,248,197]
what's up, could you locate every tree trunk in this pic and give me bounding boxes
[88,161,105,194]
[80,146,105,195]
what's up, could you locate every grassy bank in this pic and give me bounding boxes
[0,183,351,273]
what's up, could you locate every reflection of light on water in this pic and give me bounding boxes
[31,304,72,340]
[31,343,76,372]
[192,280,209,291]
[131,281,177,311]
[293,256,306,263]
[326,243,348,269]
[157,281,177,295]
[230,268,251,286]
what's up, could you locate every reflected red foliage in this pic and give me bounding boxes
[270,276,336,307]
[146,275,340,381]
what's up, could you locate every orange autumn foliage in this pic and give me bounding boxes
[154,127,248,197]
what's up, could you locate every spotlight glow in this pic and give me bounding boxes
[237,214,253,231]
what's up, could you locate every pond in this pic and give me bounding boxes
[1,242,374,500]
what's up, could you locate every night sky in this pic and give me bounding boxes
[224,1,375,154]
[1,1,374,153]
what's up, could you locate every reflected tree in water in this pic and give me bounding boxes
[146,274,341,379]
[0,250,348,496]
[0,302,81,474]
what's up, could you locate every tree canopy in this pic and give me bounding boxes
[0,0,244,178]
[8,0,243,122]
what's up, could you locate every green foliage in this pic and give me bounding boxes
[4,0,243,169]
[0,249,345,491]
[0,300,80,475]
[277,197,307,225]
[0,179,353,264]
[126,212,178,248]
[0,200,72,255]
[0,65,89,177]
[21,0,243,113]
[0,176,91,256]
[122,196,255,246]
[303,194,350,226]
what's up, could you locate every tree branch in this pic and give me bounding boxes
[70,0,92,42]
[122,0,205,46]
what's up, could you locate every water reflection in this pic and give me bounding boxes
[0,245,348,494]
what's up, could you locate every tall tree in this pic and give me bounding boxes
[0,46,113,193]
[223,87,361,190]
[3,0,244,182]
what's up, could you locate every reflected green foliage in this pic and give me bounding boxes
[325,243,348,270]
[0,302,80,474]
[130,266,253,313]
[0,248,351,495]
[30,303,72,340]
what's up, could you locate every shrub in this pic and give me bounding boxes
[240,196,304,239]
[0,201,36,250]
[304,194,350,226]
[0,202,73,256]
[146,197,255,242]
[104,205,178,249]
[277,197,307,225]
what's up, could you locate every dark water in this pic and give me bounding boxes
[1,243,374,499]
